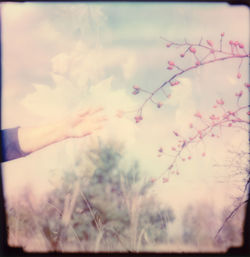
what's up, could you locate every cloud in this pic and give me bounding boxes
[3,2,249,222]
[166,78,196,131]
[122,55,137,79]
[21,39,138,121]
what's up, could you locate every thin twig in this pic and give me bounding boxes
[215,199,248,239]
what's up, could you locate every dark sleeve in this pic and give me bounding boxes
[0,127,29,162]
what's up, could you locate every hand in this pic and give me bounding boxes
[64,107,107,139]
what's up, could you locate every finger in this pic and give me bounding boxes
[95,116,108,122]
[83,125,103,137]
[88,107,104,116]
[78,107,104,118]
[78,108,91,117]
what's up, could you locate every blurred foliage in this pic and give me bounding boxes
[6,139,175,252]
[182,203,219,248]
[182,202,245,250]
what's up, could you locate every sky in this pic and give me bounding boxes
[1,1,249,242]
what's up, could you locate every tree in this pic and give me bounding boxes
[127,33,249,249]
[6,139,175,252]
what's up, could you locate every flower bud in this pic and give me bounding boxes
[170,81,180,86]
[173,131,179,136]
[132,90,139,95]
[133,85,140,90]
[216,99,224,105]
[134,116,143,123]
[239,43,244,48]
[207,40,213,47]
[194,112,202,118]
[235,90,243,97]
[162,177,169,183]
[157,102,163,108]
[189,47,196,54]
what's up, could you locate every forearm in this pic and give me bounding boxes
[2,107,106,160]
[18,120,69,154]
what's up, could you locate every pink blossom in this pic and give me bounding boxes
[171,147,176,151]
[207,40,214,47]
[228,123,232,127]
[195,61,201,66]
[168,164,173,170]
[202,152,206,157]
[188,156,192,160]
[134,116,143,123]
[248,111,250,115]
[162,177,169,183]
[151,178,156,183]
[133,85,140,90]
[210,114,220,121]
[235,90,243,97]
[132,90,139,95]
[168,61,175,66]
[189,123,193,128]
[157,102,163,108]
[180,53,185,58]
[239,43,244,48]
[216,98,224,105]
[237,72,241,79]
[245,83,250,88]
[209,114,216,120]
[166,43,172,48]
[194,112,202,118]
[228,111,235,116]
[229,40,233,45]
[170,81,180,86]
[167,66,173,70]
[173,131,179,137]
[221,32,225,37]
[189,47,196,54]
